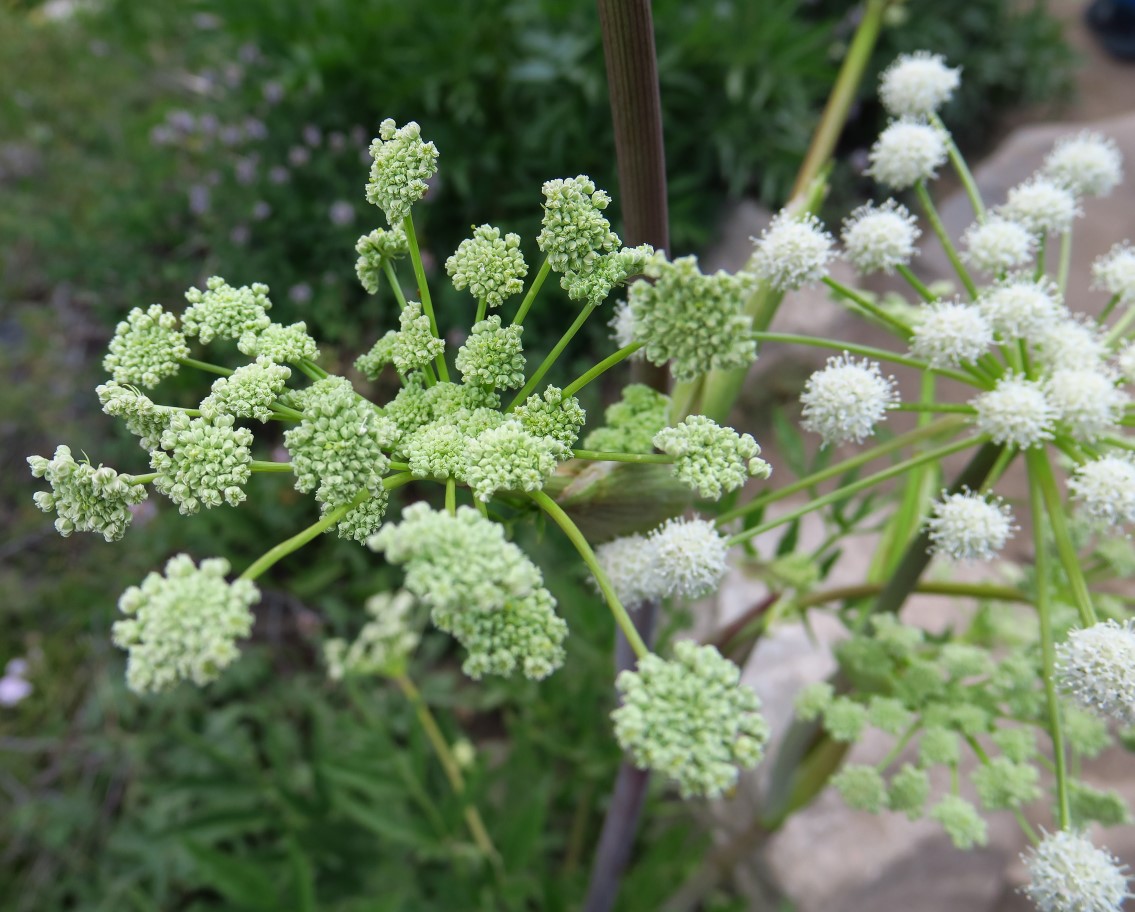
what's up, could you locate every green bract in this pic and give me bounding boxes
[365,119,438,226]
[200,356,291,422]
[356,227,410,294]
[653,415,771,500]
[151,414,254,515]
[29,445,148,542]
[446,224,528,308]
[455,316,525,389]
[182,276,272,345]
[103,303,189,389]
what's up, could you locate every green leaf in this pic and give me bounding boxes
[183,840,281,911]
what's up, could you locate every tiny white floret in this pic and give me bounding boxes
[867,119,948,190]
[648,518,729,599]
[926,491,1016,561]
[878,51,961,118]
[1092,241,1135,305]
[1045,368,1127,443]
[841,200,921,274]
[999,177,1080,237]
[1043,131,1124,198]
[1068,455,1135,526]
[977,276,1064,342]
[1057,620,1135,726]
[961,216,1036,275]
[972,375,1057,449]
[751,211,835,291]
[800,353,898,446]
[909,299,993,367]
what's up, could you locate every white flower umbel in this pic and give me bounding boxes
[977,276,1064,342]
[1034,318,1109,372]
[1092,241,1135,305]
[751,211,835,291]
[595,534,662,606]
[1045,369,1127,442]
[1000,177,1081,237]
[1057,620,1135,726]
[972,375,1057,449]
[867,118,948,190]
[841,200,921,274]
[1043,131,1124,199]
[878,51,960,118]
[1023,829,1130,912]
[648,518,729,599]
[926,491,1016,561]
[800,353,898,446]
[961,216,1036,275]
[909,299,993,368]
[1068,456,1135,527]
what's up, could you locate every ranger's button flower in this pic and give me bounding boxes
[111,555,259,693]
[648,517,729,599]
[537,175,620,276]
[867,118,948,190]
[29,445,148,542]
[972,375,1057,449]
[1091,241,1135,305]
[878,51,960,118]
[1043,131,1124,198]
[446,224,528,309]
[365,119,438,226]
[1069,456,1135,526]
[751,211,835,291]
[454,316,526,390]
[1045,368,1127,442]
[513,386,586,450]
[978,276,1064,342]
[926,491,1016,561]
[151,414,254,514]
[103,304,190,389]
[1022,829,1130,912]
[1000,177,1080,237]
[596,534,662,606]
[1034,318,1108,372]
[200,356,291,422]
[612,641,769,798]
[463,421,565,502]
[182,276,272,345]
[909,299,993,367]
[840,200,921,274]
[961,216,1036,275]
[653,416,770,500]
[1057,620,1135,726]
[324,590,419,679]
[355,226,409,294]
[237,321,320,365]
[800,353,898,446]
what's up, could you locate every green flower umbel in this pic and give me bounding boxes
[654,415,771,500]
[355,226,410,294]
[182,276,272,345]
[446,224,528,309]
[103,304,190,389]
[29,445,148,542]
[150,414,254,514]
[365,119,438,226]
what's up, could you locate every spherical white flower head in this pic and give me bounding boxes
[648,517,729,599]
[751,211,835,290]
[1117,341,1135,384]
[972,375,1057,449]
[999,177,1081,237]
[1023,829,1130,912]
[841,200,921,274]
[1034,318,1108,372]
[609,300,641,353]
[1044,131,1124,198]
[909,299,993,367]
[926,491,1015,561]
[961,216,1036,275]
[977,276,1064,341]
[866,119,948,190]
[878,51,960,118]
[1091,241,1135,305]
[1057,620,1135,726]
[596,534,662,606]
[1068,456,1135,526]
[1045,369,1127,442]
[800,353,898,446]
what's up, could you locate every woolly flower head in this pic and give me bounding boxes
[612,641,769,798]
[1043,131,1124,198]
[1057,620,1135,726]
[150,414,254,515]
[1000,177,1081,237]
[751,211,835,291]
[446,224,528,309]
[1022,829,1130,912]
[182,276,272,345]
[972,375,1056,449]
[648,517,729,599]
[1092,241,1135,305]
[29,445,148,542]
[1069,456,1135,526]
[961,216,1036,275]
[840,199,921,274]
[454,316,525,389]
[878,51,960,118]
[512,385,586,450]
[1033,318,1108,372]
[365,119,438,225]
[653,416,770,500]
[596,534,662,606]
[200,356,291,422]
[103,304,190,389]
[909,299,993,368]
[800,353,898,446]
[1045,369,1127,442]
[926,490,1016,561]
[237,321,320,365]
[324,591,419,680]
[111,555,259,693]
[463,421,565,501]
[867,118,948,190]
[355,227,409,294]
[977,276,1064,342]
[536,175,620,276]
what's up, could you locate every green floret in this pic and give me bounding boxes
[939,643,995,679]
[822,696,869,742]
[871,615,925,658]
[96,380,176,450]
[355,330,400,380]
[455,316,525,389]
[929,795,987,849]
[612,641,769,799]
[383,379,434,439]
[562,243,655,306]
[513,386,586,450]
[990,727,1037,763]
[537,175,620,277]
[327,487,389,544]
[111,554,259,693]
[628,254,756,381]
[446,224,528,309]
[365,119,438,226]
[182,276,272,345]
[402,422,470,480]
[583,383,671,453]
[832,764,887,812]
[383,302,446,375]
[238,321,320,365]
[887,764,930,819]
[325,591,420,680]
[356,227,410,294]
[29,445,148,542]
[867,696,913,735]
[464,421,566,502]
[150,414,254,515]
[200,356,291,423]
[918,727,960,767]
[972,756,1041,810]
[653,415,771,500]
[103,304,190,389]
[794,681,835,722]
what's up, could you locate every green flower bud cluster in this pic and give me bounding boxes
[200,356,291,422]
[103,304,189,389]
[356,302,445,378]
[327,486,390,544]
[612,640,769,798]
[628,254,756,381]
[402,422,471,479]
[29,445,148,542]
[112,554,259,693]
[324,590,419,679]
[930,795,987,849]
[366,119,438,226]
[512,386,586,450]
[537,175,620,278]
[97,380,175,450]
[446,224,528,308]
[381,379,498,444]
[562,243,655,306]
[464,420,567,502]
[238,321,320,365]
[972,756,1041,810]
[831,764,888,812]
[355,227,410,294]
[151,414,254,514]
[582,383,670,453]
[182,276,272,345]
[653,416,771,500]
[454,316,525,389]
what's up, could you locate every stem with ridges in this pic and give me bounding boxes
[512,257,551,327]
[823,277,912,337]
[179,357,232,377]
[384,261,408,309]
[506,302,596,411]
[896,263,937,302]
[915,181,977,299]
[402,213,450,382]
[933,113,985,221]
[563,342,644,398]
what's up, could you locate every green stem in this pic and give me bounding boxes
[896,264,937,302]
[823,277,912,338]
[299,358,328,380]
[506,302,597,411]
[875,721,921,773]
[512,257,552,327]
[384,261,408,309]
[445,478,456,516]
[389,460,410,472]
[562,342,644,398]
[570,449,673,465]
[1057,229,1073,296]
[915,181,977,299]
[1097,293,1122,326]
[1105,306,1135,346]
[932,114,985,221]
[1035,235,1047,282]
[529,489,648,659]
[179,357,232,377]
[795,580,1032,611]
[402,213,450,382]
[250,460,293,473]
[127,472,160,485]
[475,298,488,324]
[964,735,1040,843]
[892,402,975,414]
[269,402,306,422]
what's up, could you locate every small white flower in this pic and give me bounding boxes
[1043,131,1124,198]
[751,211,835,291]
[1033,318,1108,372]
[1022,830,1129,912]
[999,177,1080,236]
[596,534,662,605]
[648,518,729,599]
[1068,456,1135,526]
[1057,620,1135,726]
[878,51,961,118]
[608,300,642,355]
[926,491,1015,561]
[867,118,948,190]
[961,216,1036,275]
[1092,241,1135,305]
[909,299,993,367]
[977,276,1064,342]
[1045,368,1127,442]
[972,375,1057,449]
[841,200,921,274]
[800,353,898,446]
